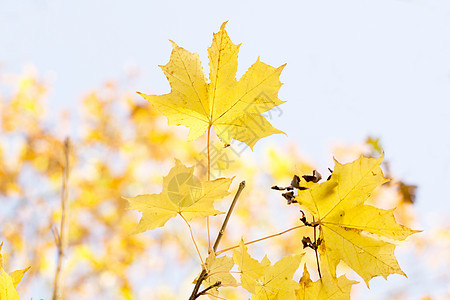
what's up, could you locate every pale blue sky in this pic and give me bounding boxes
[1,0,449,299]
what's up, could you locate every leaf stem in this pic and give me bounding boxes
[180,213,205,268]
[52,137,70,300]
[189,181,246,300]
[207,125,212,253]
[207,125,211,181]
[216,224,306,256]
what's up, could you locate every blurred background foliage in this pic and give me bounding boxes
[0,69,448,299]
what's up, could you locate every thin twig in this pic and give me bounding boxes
[212,181,245,253]
[52,137,70,300]
[313,216,322,279]
[190,270,208,300]
[180,213,205,268]
[216,224,306,256]
[189,181,246,300]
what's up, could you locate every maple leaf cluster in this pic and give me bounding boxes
[0,20,427,300]
[125,22,420,300]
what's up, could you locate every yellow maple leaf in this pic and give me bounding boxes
[0,243,30,300]
[194,251,238,298]
[233,240,302,300]
[138,22,285,149]
[296,155,420,286]
[296,266,357,300]
[124,159,233,233]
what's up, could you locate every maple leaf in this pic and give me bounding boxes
[233,240,302,300]
[295,155,420,286]
[124,159,233,233]
[194,251,238,298]
[0,243,30,300]
[138,22,285,149]
[296,266,357,300]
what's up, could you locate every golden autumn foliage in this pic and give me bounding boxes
[0,72,196,299]
[124,23,421,300]
[0,22,441,300]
